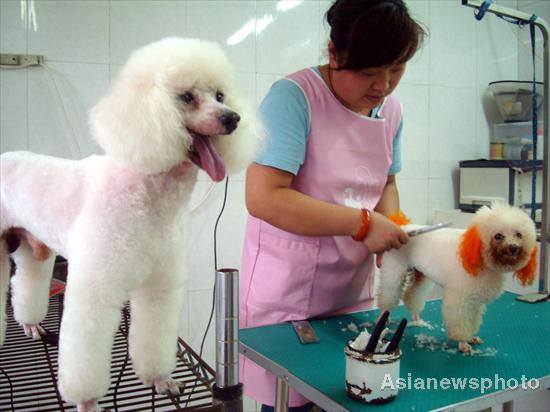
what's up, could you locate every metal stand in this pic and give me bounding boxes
[213,268,243,412]
[275,377,290,412]
[462,0,550,297]
[0,294,223,411]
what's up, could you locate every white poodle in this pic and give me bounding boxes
[0,37,264,411]
[377,203,538,353]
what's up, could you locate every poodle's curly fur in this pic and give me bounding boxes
[0,37,264,411]
[377,203,538,354]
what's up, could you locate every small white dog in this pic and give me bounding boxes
[377,203,538,353]
[0,37,264,411]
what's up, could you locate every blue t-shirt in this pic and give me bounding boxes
[258,67,403,176]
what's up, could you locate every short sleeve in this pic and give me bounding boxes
[256,79,310,175]
[388,117,403,175]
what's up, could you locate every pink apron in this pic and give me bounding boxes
[240,68,402,407]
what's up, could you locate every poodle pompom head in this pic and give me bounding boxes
[462,203,537,283]
[90,37,265,177]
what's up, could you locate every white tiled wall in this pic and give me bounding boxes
[1,1,548,411]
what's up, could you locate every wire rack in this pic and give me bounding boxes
[0,293,222,411]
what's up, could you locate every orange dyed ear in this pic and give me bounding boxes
[459,225,483,276]
[514,245,538,286]
[389,211,411,226]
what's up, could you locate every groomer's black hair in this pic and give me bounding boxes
[326,0,426,70]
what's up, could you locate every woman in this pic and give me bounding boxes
[240,0,426,410]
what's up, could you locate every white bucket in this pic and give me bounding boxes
[344,342,402,404]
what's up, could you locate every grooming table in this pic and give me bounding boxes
[0,294,222,411]
[240,292,550,411]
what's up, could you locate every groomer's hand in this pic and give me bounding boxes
[362,211,409,255]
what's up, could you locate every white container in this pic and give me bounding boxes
[503,142,532,160]
[344,342,402,404]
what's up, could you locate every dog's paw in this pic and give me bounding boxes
[21,324,45,340]
[152,377,184,395]
[76,399,109,412]
[468,336,483,345]
[458,341,473,354]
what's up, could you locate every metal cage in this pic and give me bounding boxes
[0,293,222,412]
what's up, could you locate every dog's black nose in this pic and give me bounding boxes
[508,244,519,255]
[219,111,240,134]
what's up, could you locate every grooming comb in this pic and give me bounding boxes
[291,320,319,344]
[385,318,407,353]
[365,311,389,353]
[407,222,452,237]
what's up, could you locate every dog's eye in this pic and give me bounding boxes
[515,232,522,239]
[179,92,194,104]
[494,233,504,241]
[216,91,224,103]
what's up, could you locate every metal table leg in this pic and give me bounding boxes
[275,376,289,412]
[503,400,515,412]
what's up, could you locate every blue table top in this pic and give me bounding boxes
[239,292,549,411]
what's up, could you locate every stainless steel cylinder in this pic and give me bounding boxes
[275,377,289,412]
[215,268,239,388]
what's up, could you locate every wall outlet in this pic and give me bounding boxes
[0,53,43,66]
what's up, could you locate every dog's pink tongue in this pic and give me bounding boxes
[194,135,226,182]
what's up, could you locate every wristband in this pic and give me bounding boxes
[352,208,371,241]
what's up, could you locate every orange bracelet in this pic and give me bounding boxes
[352,208,371,241]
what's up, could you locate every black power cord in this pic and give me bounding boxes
[183,177,230,409]
[199,176,229,358]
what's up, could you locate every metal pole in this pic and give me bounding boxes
[213,268,243,412]
[462,0,549,294]
[540,21,549,295]
[275,377,290,412]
